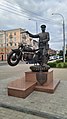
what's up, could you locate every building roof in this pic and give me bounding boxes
[6,28,25,32]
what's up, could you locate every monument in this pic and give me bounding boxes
[8,25,60,98]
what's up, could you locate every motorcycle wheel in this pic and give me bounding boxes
[7,51,21,66]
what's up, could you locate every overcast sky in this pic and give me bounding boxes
[0,0,67,50]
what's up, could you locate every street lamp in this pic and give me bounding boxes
[4,31,6,61]
[52,13,65,63]
[28,19,38,33]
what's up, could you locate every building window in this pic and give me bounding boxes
[14,32,16,35]
[15,43,16,46]
[1,44,3,47]
[30,38,32,42]
[9,33,13,39]
[22,34,26,39]
[10,32,12,35]
[0,34,3,38]
[0,39,2,44]
[1,49,3,52]
[10,42,12,46]
[14,37,16,41]
[10,38,12,41]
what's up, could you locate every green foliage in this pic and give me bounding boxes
[65,58,67,62]
[63,63,67,68]
[65,50,67,56]
[48,61,67,68]
[58,50,63,56]
[56,62,64,68]
[56,60,62,63]
[48,62,56,68]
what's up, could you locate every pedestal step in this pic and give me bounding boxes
[8,78,36,98]
[35,80,60,93]
[8,70,60,98]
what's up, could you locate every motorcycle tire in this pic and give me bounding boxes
[7,51,21,66]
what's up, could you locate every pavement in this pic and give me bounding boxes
[0,107,47,119]
[0,61,7,66]
[0,62,67,119]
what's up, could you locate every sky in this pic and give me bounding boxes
[0,0,67,50]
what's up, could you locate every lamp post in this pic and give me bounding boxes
[52,13,65,63]
[28,19,38,33]
[4,31,6,61]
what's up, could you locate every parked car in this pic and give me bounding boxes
[49,56,56,60]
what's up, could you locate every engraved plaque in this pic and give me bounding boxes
[36,71,47,85]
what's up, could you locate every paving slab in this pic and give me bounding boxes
[0,107,47,119]
[0,77,67,119]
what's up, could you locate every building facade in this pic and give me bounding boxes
[1,28,55,61]
[0,28,33,61]
[48,48,56,56]
[0,30,6,61]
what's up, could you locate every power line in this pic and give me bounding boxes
[1,0,57,24]
[0,5,55,24]
[0,6,31,19]
[4,0,51,22]
[0,2,66,40]
[0,6,50,23]
[0,7,65,44]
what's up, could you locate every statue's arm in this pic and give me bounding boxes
[26,31,39,38]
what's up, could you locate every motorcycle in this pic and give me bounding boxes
[7,42,43,66]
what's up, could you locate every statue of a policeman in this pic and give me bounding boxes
[26,24,50,67]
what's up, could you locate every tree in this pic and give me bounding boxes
[59,50,63,56]
[65,50,67,56]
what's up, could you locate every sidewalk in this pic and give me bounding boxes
[0,61,7,66]
[0,107,47,119]
[0,63,67,118]
[0,60,26,66]
[0,76,67,119]
[0,61,7,63]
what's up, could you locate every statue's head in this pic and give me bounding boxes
[41,25,46,32]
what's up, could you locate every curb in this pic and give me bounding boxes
[0,102,66,119]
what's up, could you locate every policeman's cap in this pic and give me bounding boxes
[41,25,46,28]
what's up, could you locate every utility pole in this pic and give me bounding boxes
[52,13,65,62]
[28,19,38,33]
[4,31,6,61]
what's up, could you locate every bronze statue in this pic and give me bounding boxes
[26,24,50,67]
[26,24,50,84]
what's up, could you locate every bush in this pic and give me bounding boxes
[63,63,67,68]
[56,62,67,68]
[65,58,67,62]
[56,62,64,68]
[48,62,67,68]
[48,62,56,68]
[56,60,62,63]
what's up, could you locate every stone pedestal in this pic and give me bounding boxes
[8,78,36,98]
[8,69,60,98]
[25,69,53,86]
